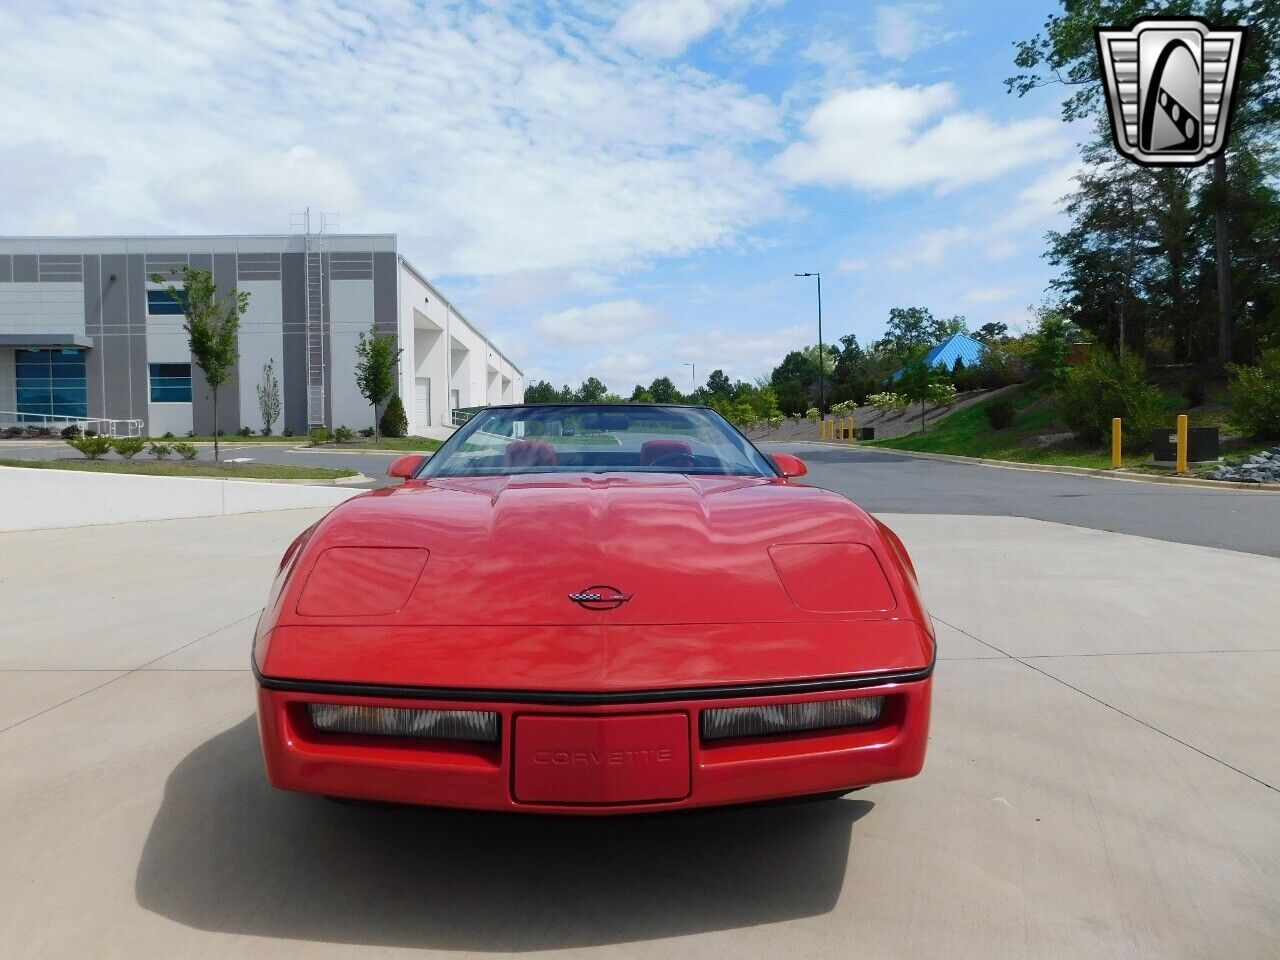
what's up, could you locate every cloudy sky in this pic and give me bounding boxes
[0,0,1080,393]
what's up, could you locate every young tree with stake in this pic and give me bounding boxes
[150,266,247,462]
[355,325,402,442]
[257,358,281,435]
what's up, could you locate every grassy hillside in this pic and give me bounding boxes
[866,384,1263,472]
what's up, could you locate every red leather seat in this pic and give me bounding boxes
[504,440,557,467]
[640,439,692,466]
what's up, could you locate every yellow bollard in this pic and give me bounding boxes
[1176,413,1189,473]
[1111,418,1122,468]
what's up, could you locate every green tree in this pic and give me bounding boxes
[354,325,403,442]
[972,322,1010,344]
[256,359,281,436]
[896,358,948,432]
[524,380,563,403]
[1009,0,1280,364]
[1027,310,1075,391]
[705,369,734,398]
[1059,349,1165,447]
[379,394,409,438]
[646,376,684,404]
[151,266,247,461]
[575,377,608,402]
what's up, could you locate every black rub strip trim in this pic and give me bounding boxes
[251,651,935,705]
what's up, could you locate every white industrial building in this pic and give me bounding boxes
[0,233,522,438]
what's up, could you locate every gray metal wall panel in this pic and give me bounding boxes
[126,254,149,424]
[322,252,333,428]
[280,252,308,435]
[0,256,11,282]
[13,255,36,283]
[373,252,398,336]
[82,256,104,417]
[98,254,134,421]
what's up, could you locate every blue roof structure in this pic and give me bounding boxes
[893,332,986,380]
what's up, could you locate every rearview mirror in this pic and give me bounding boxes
[770,453,808,479]
[387,454,425,479]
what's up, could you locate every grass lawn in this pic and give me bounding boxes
[0,457,357,481]
[865,384,1268,473]
[309,436,443,452]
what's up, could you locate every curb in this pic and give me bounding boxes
[779,441,1280,493]
[0,464,370,487]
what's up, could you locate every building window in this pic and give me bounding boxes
[149,363,193,403]
[146,288,188,315]
[15,348,87,421]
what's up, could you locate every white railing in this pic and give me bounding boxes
[451,408,475,426]
[0,412,145,438]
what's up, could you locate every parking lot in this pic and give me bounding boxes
[2,486,1277,959]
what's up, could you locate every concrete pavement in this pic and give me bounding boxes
[1,508,1277,959]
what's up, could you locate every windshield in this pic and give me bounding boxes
[420,405,778,478]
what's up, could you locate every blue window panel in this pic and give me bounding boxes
[147,289,188,315]
[148,362,192,403]
[14,347,86,418]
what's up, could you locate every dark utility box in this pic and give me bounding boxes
[1152,426,1219,464]
[857,427,875,441]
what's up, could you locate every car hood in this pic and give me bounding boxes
[273,472,916,629]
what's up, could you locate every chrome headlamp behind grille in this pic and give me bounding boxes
[701,696,885,741]
[307,703,500,743]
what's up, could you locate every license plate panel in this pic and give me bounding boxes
[513,713,690,804]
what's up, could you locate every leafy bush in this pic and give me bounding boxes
[84,428,98,437]
[925,382,958,407]
[308,427,334,445]
[380,394,408,438]
[162,431,175,439]
[2,426,24,439]
[1184,376,1207,409]
[148,442,173,459]
[829,400,856,415]
[238,426,253,437]
[172,442,198,460]
[60,424,82,439]
[1227,349,1280,441]
[186,430,196,438]
[984,399,1015,430]
[805,407,820,421]
[359,427,375,438]
[282,427,294,437]
[111,437,147,459]
[868,392,907,414]
[334,425,355,443]
[1059,350,1165,447]
[66,435,113,459]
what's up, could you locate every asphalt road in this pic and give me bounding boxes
[760,441,1280,560]
[5,438,1278,556]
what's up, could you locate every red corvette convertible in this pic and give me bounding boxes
[254,404,934,813]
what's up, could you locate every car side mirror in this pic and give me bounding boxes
[771,453,808,478]
[387,454,425,480]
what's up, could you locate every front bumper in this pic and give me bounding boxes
[255,671,932,814]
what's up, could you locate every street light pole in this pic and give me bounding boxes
[794,272,825,415]
[683,362,696,393]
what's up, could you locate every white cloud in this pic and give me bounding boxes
[873,3,960,61]
[0,1,781,275]
[887,226,972,269]
[160,147,360,231]
[533,299,667,345]
[963,286,1018,304]
[775,82,1067,194]
[838,256,870,274]
[611,0,764,56]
